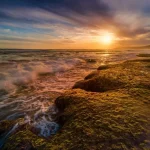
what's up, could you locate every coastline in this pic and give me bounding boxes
[1,55,150,150]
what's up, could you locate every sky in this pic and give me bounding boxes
[0,0,150,49]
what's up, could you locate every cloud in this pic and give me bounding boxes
[32,0,112,24]
[0,0,112,26]
[0,0,150,48]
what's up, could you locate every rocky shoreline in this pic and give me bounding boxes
[1,55,150,150]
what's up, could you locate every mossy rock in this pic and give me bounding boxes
[52,89,150,150]
[4,88,150,150]
[73,60,150,93]
[3,58,150,150]
[73,76,124,92]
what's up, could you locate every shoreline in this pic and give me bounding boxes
[1,55,150,150]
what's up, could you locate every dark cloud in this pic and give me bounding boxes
[0,0,112,25]
[143,5,150,14]
[31,0,111,16]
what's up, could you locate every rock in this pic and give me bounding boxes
[55,96,68,112]
[84,71,99,80]
[85,59,97,63]
[73,76,124,92]
[97,65,110,70]
[2,59,150,150]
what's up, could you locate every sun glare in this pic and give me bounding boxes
[101,33,114,45]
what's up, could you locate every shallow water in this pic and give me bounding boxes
[0,49,149,137]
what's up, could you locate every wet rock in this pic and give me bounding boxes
[84,71,99,80]
[55,113,71,126]
[85,59,97,63]
[55,96,69,112]
[73,76,124,92]
[97,65,110,70]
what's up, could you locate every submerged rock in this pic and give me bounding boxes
[85,59,97,63]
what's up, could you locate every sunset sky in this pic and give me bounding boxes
[0,0,150,49]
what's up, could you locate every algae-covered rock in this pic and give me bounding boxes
[53,89,150,150]
[73,76,124,92]
[3,58,150,150]
[73,59,150,93]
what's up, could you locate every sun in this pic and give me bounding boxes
[101,33,114,45]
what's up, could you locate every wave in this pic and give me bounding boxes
[0,58,84,92]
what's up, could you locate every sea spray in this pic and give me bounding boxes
[31,104,59,137]
[33,116,59,137]
[0,105,60,148]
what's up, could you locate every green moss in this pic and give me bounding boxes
[2,128,44,150]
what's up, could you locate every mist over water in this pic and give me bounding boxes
[0,49,149,138]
